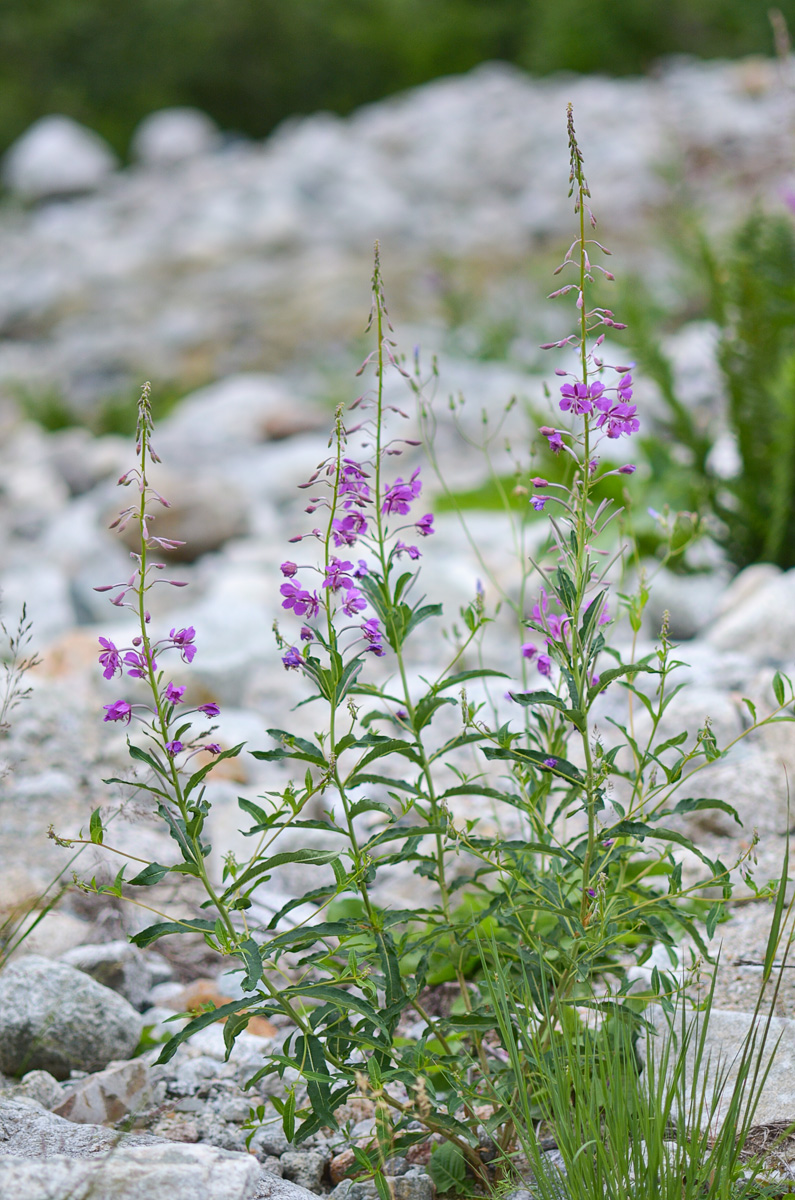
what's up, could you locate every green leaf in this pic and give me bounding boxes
[184,742,245,799]
[131,917,218,948]
[670,797,741,826]
[128,743,167,773]
[483,745,583,783]
[155,996,258,1064]
[773,670,786,706]
[435,669,509,692]
[89,808,104,845]
[348,798,395,820]
[238,937,262,991]
[128,862,171,886]
[588,658,658,700]
[219,848,341,901]
[579,589,608,642]
[428,1143,468,1195]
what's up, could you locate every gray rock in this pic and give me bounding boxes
[0,1096,162,1157]
[329,1175,434,1200]
[111,466,249,562]
[131,108,221,166]
[705,568,795,662]
[60,940,155,1010]
[250,1119,291,1159]
[2,115,118,200]
[280,1148,329,1192]
[14,1071,63,1111]
[0,1141,261,1199]
[640,1006,795,1128]
[0,956,143,1080]
[53,1058,159,1125]
[255,1171,325,1200]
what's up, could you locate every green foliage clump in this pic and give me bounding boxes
[0,0,792,157]
[625,211,795,571]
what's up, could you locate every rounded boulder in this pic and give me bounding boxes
[0,955,143,1079]
[2,115,118,201]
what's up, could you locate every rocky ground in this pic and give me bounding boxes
[2,52,795,1200]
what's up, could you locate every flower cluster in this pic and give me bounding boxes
[277,429,434,669]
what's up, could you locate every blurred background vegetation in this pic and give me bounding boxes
[0,0,792,155]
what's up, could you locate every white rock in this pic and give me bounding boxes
[59,941,154,1010]
[706,567,795,661]
[0,1141,261,1200]
[2,115,118,200]
[131,109,221,166]
[641,1005,795,1128]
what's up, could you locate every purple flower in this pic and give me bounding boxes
[352,559,369,579]
[282,647,303,670]
[341,587,367,616]
[339,459,370,508]
[602,838,614,848]
[396,708,408,719]
[586,887,596,898]
[205,743,222,755]
[382,469,421,516]
[595,401,639,439]
[332,512,368,547]
[415,512,434,537]
[165,682,185,704]
[598,603,610,626]
[98,637,121,680]
[537,654,552,677]
[300,625,314,641]
[616,372,633,402]
[170,627,197,663]
[543,757,557,769]
[103,700,132,724]
[322,557,354,592]
[198,702,220,717]
[531,477,548,488]
[361,617,385,656]
[539,426,564,454]
[531,496,548,512]
[280,581,320,618]
[166,740,184,756]
[123,650,155,679]
[618,464,636,475]
[395,540,420,559]
[521,643,537,660]
[559,382,593,416]
[280,561,298,577]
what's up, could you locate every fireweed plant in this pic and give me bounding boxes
[71,110,795,1188]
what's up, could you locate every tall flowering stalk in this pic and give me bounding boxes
[89,383,241,934]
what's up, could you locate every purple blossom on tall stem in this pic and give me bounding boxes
[198,702,220,717]
[280,581,320,618]
[282,647,303,670]
[170,627,197,663]
[165,682,185,704]
[98,637,121,680]
[103,700,132,723]
[415,513,434,537]
[382,469,421,516]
